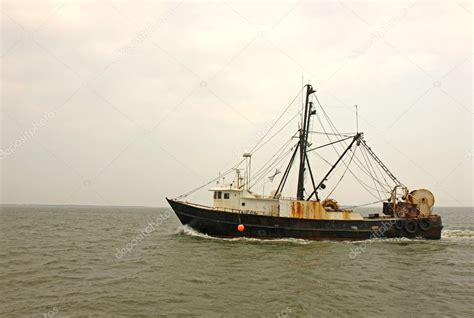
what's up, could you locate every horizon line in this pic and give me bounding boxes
[1,203,472,209]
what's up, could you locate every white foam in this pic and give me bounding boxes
[176,225,311,244]
[442,229,474,240]
[176,225,474,244]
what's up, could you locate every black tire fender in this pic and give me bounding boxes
[394,220,404,230]
[419,219,432,231]
[405,219,418,234]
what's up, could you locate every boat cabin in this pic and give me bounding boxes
[210,187,279,216]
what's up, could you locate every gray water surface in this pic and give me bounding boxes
[1,206,473,317]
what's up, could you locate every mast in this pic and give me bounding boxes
[296,84,316,200]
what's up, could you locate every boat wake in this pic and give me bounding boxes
[175,226,474,244]
[176,225,311,245]
[442,229,474,240]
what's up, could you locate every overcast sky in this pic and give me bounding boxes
[1,0,472,207]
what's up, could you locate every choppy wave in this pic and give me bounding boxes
[2,206,473,317]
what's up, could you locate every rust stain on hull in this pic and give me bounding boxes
[290,200,327,219]
[290,201,303,218]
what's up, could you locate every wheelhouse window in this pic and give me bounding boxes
[224,193,230,199]
[214,192,217,199]
[217,191,222,199]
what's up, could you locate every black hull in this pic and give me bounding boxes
[167,199,442,241]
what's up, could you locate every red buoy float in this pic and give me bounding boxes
[237,224,245,232]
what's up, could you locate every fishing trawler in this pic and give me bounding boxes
[167,84,443,240]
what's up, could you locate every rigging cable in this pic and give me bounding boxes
[314,96,377,175]
[249,144,297,190]
[314,112,381,200]
[360,139,402,186]
[249,139,297,189]
[306,135,356,152]
[175,88,304,199]
[314,96,394,191]
[324,146,357,200]
[362,145,392,192]
[360,143,384,200]
[175,158,246,200]
[371,149,393,190]
[248,132,298,184]
[309,131,356,137]
[316,96,382,182]
[359,140,393,190]
[248,87,304,154]
[251,111,300,154]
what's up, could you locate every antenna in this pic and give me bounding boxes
[235,169,241,188]
[243,153,252,190]
[354,105,359,133]
[301,75,304,112]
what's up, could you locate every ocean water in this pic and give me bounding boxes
[0,205,473,317]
